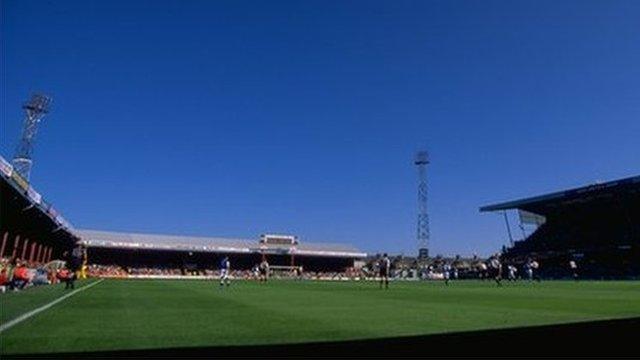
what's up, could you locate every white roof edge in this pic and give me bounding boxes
[82,240,366,258]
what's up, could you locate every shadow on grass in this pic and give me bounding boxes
[4,316,639,358]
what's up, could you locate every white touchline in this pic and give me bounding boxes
[0,279,105,333]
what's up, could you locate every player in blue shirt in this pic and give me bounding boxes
[219,256,231,288]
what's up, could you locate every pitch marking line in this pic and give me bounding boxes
[0,279,105,333]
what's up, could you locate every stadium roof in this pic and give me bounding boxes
[480,175,640,215]
[77,229,367,258]
[1,155,78,248]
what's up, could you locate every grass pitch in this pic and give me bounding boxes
[1,279,640,354]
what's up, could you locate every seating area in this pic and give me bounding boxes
[0,256,71,293]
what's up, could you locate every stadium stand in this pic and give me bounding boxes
[78,229,367,274]
[1,152,367,283]
[1,156,78,291]
[1,157,77,262]
[481,175,640,279]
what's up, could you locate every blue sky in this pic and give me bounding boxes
[2,0,639,256]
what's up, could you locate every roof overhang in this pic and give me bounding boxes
[79,232,367,258]
[480,175,640,214]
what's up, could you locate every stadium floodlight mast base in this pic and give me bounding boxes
[12,93,52,181]
[415,151,431,259]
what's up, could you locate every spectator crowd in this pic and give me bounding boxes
[0,256,79,293]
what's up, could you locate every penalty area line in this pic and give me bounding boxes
[0,278,105,333]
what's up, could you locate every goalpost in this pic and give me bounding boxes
[269,265,301,278]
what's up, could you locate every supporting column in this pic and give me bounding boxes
[0,232,8,257]
[29,241,37,262]
[12,235,20,258]
[21,238,29,260]
[36,244,43,263]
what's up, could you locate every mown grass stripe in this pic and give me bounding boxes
[0,279,104,333]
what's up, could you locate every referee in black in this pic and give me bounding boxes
[379,254,391,290]
[64,245,84,289]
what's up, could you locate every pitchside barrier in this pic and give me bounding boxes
[93,275,359,281]
[90,274,424,281]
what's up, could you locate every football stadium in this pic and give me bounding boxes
[2,2,640,358]
[1,150,640,356]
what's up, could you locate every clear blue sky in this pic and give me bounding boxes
[2,1,639,256]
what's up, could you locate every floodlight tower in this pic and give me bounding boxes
[415,151,431,258]
[12,94,52,181]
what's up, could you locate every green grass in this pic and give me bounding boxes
[1,279,640,354]
[0,280,92,324]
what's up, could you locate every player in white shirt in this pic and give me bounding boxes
[531,259,540,281]
[489,256,503,287]
[507,265,517,281]
[525,258,540,282]
[478,262,488,280]
[524,260,533,281]
[443,263,452,286]
[259,259,270,282]
[219,256,231,288]
[569,260,579,281]
[252,265,259,280]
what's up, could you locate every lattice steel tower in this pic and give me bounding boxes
[415,151,430,258]
[12,94,52,181]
